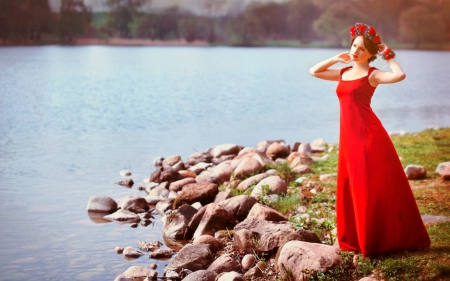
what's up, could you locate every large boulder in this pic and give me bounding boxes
[210,144,241,158]
[207,254,240,275]
[217,195,258,221]
[297,143,312,155]
[276,241,342,281]
[266,142,290,160]
[169,178,197,192]
[193,203,237,239]
[150,166,183,183]
[236,173,269,191]
[118,196,149,213]
[163,155,182,166]
[86,196,117,213]
[233,158,263,180]
[404,165,427,179]
[163,204,198,239]
[188,205,207,233]
[247,203,287,222]
[182,270,217,281]
[251,176,287,197]
[174,182,219,208]
[123,266,156,279]
[234,217,321,252]
[103,209,140,224]
[164,244,214,274]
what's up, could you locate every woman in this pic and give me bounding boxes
[309,23,430,257]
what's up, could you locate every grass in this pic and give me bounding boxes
[262,128,450,281]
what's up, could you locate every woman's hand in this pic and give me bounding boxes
[335,52,351,64]
[377,44,388,56]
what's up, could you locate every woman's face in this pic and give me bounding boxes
[350,36,372,63]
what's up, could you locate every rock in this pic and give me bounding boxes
[233,157,263,180]
[295,177,307,185]
[442,165,450,181]
[311,138,326,153]
[234,217,321,252]
[155,198,175,215]
[123,266,155,279]
[179,170,198,178]
[86,196,117,213]
[123,247,143,257]
[248,203,287,222]
[174,182,219,208]
[421,214,450,226]
[263,194,280,204]
[192,235,223,253]
[153,156,164,167]
[182,270,217,281]
[163,204,198,239]
[172,161,186,172]
[297,143,312,155]
[312,154,329,162]
[207,253,240,275]
[238,147,258,155]
[256,140,284,153]
[120,170,132,177]
[241,254,256,270]
[214,160,241,182]
[214,189,232,203]
[168,191,178,199]
[319,174,336,181]
[236,173,269,191]
[436,162,450,176]
[211,144,241,158]
[148,182,169,198]
[114,274,130,281]
[404,165,427,179]
[188,205,207,233]
[118,196,150,213]
[145,182,159,194]
[290,156,314,167]
[188,162,214,175]
[115,247,124,254]
[292,165,313,175]
[251,176,287,197]
[191,202,203,210]
[186,152,213,166]
[163,155,182,166]
[149,263,157,269]
[217,195,258,221]
[287,152,305,163]
[129,222,138,228]
[388,130,408,137]
[217,271,245,281]
[164,244,214,274]
[150,166,183,184]
[244,261,265,279]
[169,178,197,192]
[104,209,140,224]
[196,170,224,185]
[276,241,342,281]
[149,249,174,259]
[145,195,164,205]
[292,142,301,152]
[193,203,237,239]
[266,142,289,160]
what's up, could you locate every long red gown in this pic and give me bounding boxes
[336,66,430,257]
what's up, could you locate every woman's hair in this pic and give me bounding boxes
[350,35,380,63]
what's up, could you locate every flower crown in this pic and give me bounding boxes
[350,23,381,44]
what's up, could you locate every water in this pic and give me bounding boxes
[0,46,448,280]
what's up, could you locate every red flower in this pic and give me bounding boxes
[368,26,377,35]
[357,24,366,34]
[373,34,380,44]
[350,26,356,37]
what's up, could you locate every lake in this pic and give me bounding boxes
[0,46,448,280]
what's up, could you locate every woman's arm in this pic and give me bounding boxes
[370,45,406,86]
[309,52,351,81]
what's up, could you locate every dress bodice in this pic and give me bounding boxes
[336,66,377,107]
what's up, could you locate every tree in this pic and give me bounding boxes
[135,7,180,40]
[107,0,146,38]
[287,0,319,43]
[59,0,92,43]
[313,2,365,46]
[200,0,226,43]
[399,5,446,47]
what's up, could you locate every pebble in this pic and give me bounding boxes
[130,223,138,228]
[120,170,132,177]
[115,247,124,254]
[148,263,157,269]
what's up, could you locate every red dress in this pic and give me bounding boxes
[336,66,430,257]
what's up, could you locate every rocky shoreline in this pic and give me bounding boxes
[86,135,450,281]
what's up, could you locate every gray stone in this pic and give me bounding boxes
[86,196,117,213]
[436,162,450,176]
[237,173,269,191]
[104,209,140,224]
[421,214,450,226]
[207,253,239,275]
[217,195,258,221]
[169,178,196,192]
[277,241,342,281]
[404,165,427,179]
[217,271,245,281]
[248,203,287,222]
[297,143,312,155]
[119,170,132,177]
[155,198,175,215]
[241,254,256,270]
[182,270,217,281]
[118,196,150,213]
[193,203,237,239]
[251,176,287,197]
[211,144,240,158]
[122,247,143,257]
[163,204,198,239]
[164,244,214,274]
[123,266,155,279]
[234,217,321,252]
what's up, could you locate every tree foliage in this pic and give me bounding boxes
[59,0,92,43]
[107,0,146,38]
